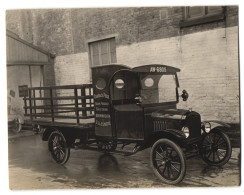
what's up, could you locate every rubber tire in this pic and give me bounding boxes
[48,130,70,165]
[201,129,232,166]
[150,139,186,185]
[11,118,22,133]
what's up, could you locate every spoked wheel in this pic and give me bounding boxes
[201,129,232,166]
[151,139,186,185]
[48,131,70,165]
[11,118,22,133]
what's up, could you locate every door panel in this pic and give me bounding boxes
[110,70,144,140]
[114,104,144,139]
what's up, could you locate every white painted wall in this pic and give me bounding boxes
[53,26,239,123]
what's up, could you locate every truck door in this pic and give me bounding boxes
[110,70,144,140]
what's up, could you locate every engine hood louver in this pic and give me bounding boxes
[151,109,189,120]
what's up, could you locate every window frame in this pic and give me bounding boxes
[180,6,225,28]
[89,37,117,67]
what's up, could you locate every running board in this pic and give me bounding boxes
[74,144,142,156]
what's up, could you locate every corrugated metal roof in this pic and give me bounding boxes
[6,30,55,66]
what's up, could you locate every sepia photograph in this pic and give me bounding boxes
[3,1,241,191]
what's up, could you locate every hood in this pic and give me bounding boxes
[151,108,190,120]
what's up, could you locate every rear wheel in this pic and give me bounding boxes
[201,129,232,166]
[151,139,186,185]
[48,130,70,165]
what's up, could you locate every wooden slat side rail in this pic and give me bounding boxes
[23,95,93,100]
[74,88,79,124]
[24,84,95,126]
[24,106,95,110]
[28,88,33,122]
[33,90,37,118]
[50,88,54,123]
[29,84,92,90]
[81,87,86,117]
[25,114,94,119]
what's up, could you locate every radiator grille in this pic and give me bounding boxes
[185,112,201,138]
[153,120,167,131]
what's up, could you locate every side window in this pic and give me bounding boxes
[89,38,117,67]
[115,79,125,89]
[95,78,106,90]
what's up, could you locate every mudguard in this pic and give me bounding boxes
[42,127,56,141]
[150,129,187,147]
[202,120,231,128]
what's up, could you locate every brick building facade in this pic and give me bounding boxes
[6,7,239,127]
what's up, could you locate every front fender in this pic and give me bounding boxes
[42,127,56,141]
[149,129,187,147]
[202,120,231,128]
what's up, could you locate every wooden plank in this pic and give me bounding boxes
[28,89,33,122]
[30,121,95,129]
[7,61,53,66]
[23,95,93,100]
[7,30,55,58]
[81,87,87,117]
[33,90,37,118]
[74,88,80,124]
[28,84,93,90]
[50,88,54,123]
[23,97,27,115]
[24,106,94,111]
[25,113,94,119]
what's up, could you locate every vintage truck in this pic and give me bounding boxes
[23,64,232,184]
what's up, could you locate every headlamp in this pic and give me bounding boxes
[181,126,190,138]
[204,122,211,133]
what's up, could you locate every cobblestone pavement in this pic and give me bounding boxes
[8,131,240,190]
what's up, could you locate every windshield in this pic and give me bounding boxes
[140,74,178,104]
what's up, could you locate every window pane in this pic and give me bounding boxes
[208,6,223,15]
[189,6,205,18]
[110,52,117,63]
[93,54,100,66]
[101,53,109,64]
[89,38,117,67]
[109,39,116,52]
[158,75,177,102]
[91,42,99,55]
[100,41,108,54]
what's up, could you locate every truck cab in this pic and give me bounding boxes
[91,64,200,144]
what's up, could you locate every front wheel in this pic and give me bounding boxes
[201,129,232,166]
[48,130,70,165]
[150,139,186,185]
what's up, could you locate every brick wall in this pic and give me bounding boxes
[121,26,239,123]
[51,25,239,124]
[6,7,238,55]
[6,7,239,124]
[54,52,90,86]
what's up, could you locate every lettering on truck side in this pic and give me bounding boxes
[150,67,167,73]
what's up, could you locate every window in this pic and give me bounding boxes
[185,6,223,19]
[89,38,117,66]
[95,78,106,90]
[115,79,125,89]
[180,6,225,28]
[144,77,154,88]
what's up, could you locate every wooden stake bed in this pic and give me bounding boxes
[23,84,95,129]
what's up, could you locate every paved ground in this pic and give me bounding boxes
[8,130,241,190]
